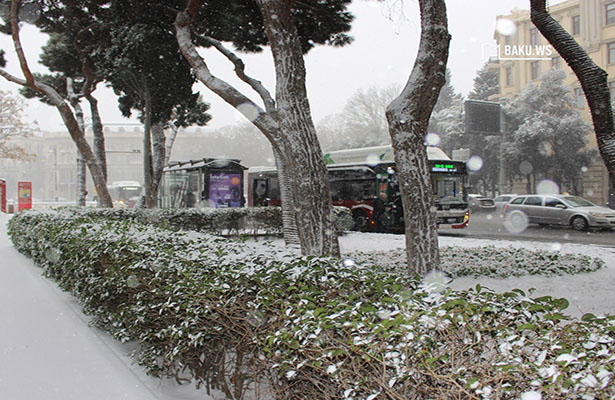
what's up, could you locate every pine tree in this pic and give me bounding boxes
[503,69,596,193]
[468,62,499,101]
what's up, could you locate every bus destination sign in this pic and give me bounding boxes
[432,163,458,173]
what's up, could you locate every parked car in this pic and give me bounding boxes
[493,194,517,212]
[503,194,615,231]
[468,194,496,212]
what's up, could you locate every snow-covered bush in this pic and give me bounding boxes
[8,210,615,400]
[32,205,352,236]
[349,245,605,278]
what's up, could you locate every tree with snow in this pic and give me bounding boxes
[385,0,450,275]
[465,62,501,194]
[427,68,464,155]
[176,0,354,256]
[503,69,596,194]
[0,0,114,207]
[102,1,211,208]
[530,0,615,199]
[428,97,464,156]
[0,89,36,161]
[467,62,499,101]
[317,85,399,151]
[426,69,467,163]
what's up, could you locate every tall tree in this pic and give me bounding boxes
[385,0,450,275]
[530,0,615,198]
[431,68,463,114]
[104,1,210,208]
[503,69,595,194]
[176,0,354,256]
[317,85,399,150]
[19,30,108,205]
[0,0,114,207]
[35,1,112,184]
[427,68,463,138]
[468,62,499,101]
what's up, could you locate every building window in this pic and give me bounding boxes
[504,35,512,47]
[572,15,580,35]
[505,66,513,86]
[529,27,539,46]
[607,3,615,25]
[551,56,561,70]
[530,61,540,80]
[574,88,585,108]
[608,42,615,64]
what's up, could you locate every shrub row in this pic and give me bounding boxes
[43,205,353,237]
[8,210,615,400]
[349,245,605,278]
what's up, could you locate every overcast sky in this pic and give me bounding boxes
[0,0,560,132]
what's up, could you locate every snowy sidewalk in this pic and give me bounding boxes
[0,213,210,400]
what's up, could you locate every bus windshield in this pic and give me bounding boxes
[433,175,466,204]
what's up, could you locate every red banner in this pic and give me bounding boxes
[18,181,32,211]
[0,179,6,213]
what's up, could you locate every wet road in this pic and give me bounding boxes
[438,211,615,247]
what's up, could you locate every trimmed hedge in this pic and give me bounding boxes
[349,245,605,278]
[37,205,353,236]
[8,209,615,400]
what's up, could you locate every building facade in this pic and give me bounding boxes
[489,0,614,207]
[0,126,273,203]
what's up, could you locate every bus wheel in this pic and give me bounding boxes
[352,211,370,232]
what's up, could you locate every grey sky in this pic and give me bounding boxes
[0,0,554,131]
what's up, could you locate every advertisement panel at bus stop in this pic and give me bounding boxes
[208,173,242,208]
[0,179,6,213]
[18,181,32,211]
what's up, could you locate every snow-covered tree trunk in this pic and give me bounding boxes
[142,91,155,208]
[385,0,451,275]
[151,122,166,207]
[86,94,107,182]
[176,3,330,255]
[255,0,339,256]
[67,78,87,206]
[164,124,179,165]
[530,0,615,195]
[273,148,300,247]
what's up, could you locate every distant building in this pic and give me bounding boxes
[488,0,614,206]
[0,129,144,201]
[0,126,272,202]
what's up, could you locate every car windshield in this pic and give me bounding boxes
[561,196,595,208]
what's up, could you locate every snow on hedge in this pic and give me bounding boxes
[348,245,605,278]
[7,209,615,400]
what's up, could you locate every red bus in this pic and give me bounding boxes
[247,145,470,232]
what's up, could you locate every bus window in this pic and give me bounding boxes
[253,179,269,206]
[433,176,464,203]
[268,176,280,200]
[348,180,376,201]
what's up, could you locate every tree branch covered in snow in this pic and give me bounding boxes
[530,0,615,199]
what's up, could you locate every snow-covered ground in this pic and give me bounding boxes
[340,232,615,318]
[0,213,214,400]
[1,212,614,399]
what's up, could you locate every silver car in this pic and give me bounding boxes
[468,194,496,212]
[503,194,615,231]
[493,194,517,212]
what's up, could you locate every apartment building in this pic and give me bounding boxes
[489,0,615,207]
